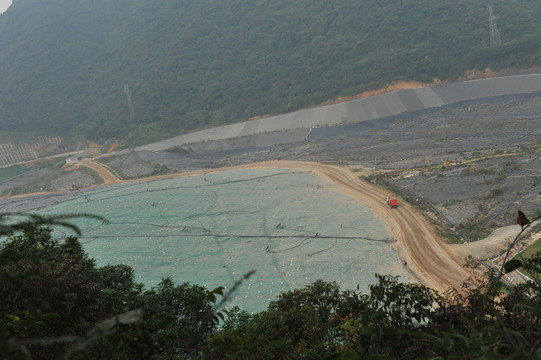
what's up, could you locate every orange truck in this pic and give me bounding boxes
[386,196,398,208]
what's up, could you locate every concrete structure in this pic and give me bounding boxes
[137,74,541,153]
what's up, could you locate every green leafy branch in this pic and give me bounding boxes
[0,213,108,237]
[501,211,541,276]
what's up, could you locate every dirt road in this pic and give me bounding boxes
[72,159,472,293]
[79,160,119,185]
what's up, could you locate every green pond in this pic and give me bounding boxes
[41,168,415,313]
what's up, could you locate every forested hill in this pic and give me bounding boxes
[1,0,541,145]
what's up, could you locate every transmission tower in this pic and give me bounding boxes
[487,5,502,46]
[124,84,135,121]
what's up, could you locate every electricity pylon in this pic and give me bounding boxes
[124,84,135,121]
[488,5,502,46]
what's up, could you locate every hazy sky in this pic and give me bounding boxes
[0,0,12,14]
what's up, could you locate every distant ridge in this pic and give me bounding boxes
[1,0,541,144]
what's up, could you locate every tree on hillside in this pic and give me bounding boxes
[2,0,541,144]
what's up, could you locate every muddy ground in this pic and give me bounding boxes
[1,94,540,242]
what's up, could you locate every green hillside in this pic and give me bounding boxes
[1,0,541,145]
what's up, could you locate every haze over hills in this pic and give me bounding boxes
[1,0,541,145]
[0,0,11,14]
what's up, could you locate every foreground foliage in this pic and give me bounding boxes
[207,273,540,359]
[1,223,540,359]
[0,226,222,359]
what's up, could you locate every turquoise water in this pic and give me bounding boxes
[41,168,414,313]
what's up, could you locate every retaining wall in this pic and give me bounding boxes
[137,74,541,152]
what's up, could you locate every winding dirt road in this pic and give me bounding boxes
[77,159,472,293]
